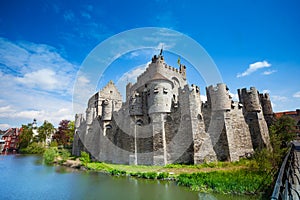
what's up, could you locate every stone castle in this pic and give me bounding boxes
[72,52,273,166]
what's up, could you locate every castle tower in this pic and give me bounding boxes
[205,84,254,162]
[146,73,173,165]
[147,73,173,115]
[259,93,274,127]
[238,87,261,112]
[205,84,231,161]
[206,83,231,111]
[238,87,271,150]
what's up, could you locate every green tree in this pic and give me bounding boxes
[37,120,55,143]
[67,121,75,144]
[18,123,34,149]
[270,115,296,148]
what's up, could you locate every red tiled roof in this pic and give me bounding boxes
[274,111,298,118]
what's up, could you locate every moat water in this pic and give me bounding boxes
[0,155,259,200]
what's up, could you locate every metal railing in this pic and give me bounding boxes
[271,143,300,200]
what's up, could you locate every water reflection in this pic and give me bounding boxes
[0,155,259,200]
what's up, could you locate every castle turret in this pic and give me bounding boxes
[206,83,231,111]
[259,93,274,127]
[238,87,271,150]
[259,93,273,115]
[147,73,173,115]
[238,87,261,112]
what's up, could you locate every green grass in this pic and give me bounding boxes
[87,162,162,173]
[164,159,257,170]
[44,150,276,195]
[177,169,272,194]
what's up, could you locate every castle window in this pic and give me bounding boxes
[136,119,143,126]
[110,91,113,94]
[163,88,168,94]
[105,124,112,129]
[154,88,159,93]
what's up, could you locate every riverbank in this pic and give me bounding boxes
[46,150,271,197]
[85,160,271,195]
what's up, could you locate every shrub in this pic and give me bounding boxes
[109,169,126,176]
[141,172,157,179]
[20,142,45,154]
[59,149,71,162]
[43,147,58,164]
[50,141,58,147]
[79,151,90,166]
[157,172,169,179]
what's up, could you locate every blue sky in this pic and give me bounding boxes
[0,0,299,129]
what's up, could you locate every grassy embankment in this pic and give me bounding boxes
[86,159,272,194]
[44,149,275,195]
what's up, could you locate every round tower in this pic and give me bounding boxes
[238,87,261,112]
[259,93,273,115]
[206,83,231,111]
[147,73,173,115]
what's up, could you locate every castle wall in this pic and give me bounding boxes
[238,87,272,150]
[129,92,143,116]
[204,84,254,162]
[166,85,194,164]
[72,55,272,166]
[98,108,134,164]
[224,102,254,161]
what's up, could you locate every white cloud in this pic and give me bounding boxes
[0,37,79,127]
[72,73,95,114]
[262,89,271,94]
[200,95,207,102]
[272,95,288,102]
[0,124,10,131]
[81,12,91,19]
[237,61,271,78]
[16,69,60,90]
[116,63,149,100]
[262,70,277,75]
[293,91,300,98]
[63,10,75,21]
[0,106,14,114]
[229,92,239,101]
[118,63,149,83]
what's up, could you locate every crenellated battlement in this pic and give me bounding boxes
[259,93,273,115]
[136,54,186,84]
[206,83,231,111]
[238,87,262,112]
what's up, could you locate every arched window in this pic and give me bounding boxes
[105,124,112,129]
[136,119,143,126]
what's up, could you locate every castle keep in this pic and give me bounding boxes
[72,53,272,165]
